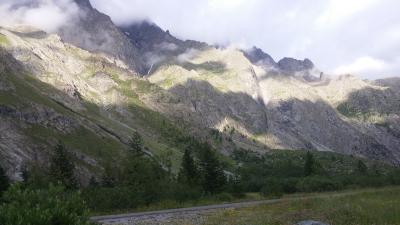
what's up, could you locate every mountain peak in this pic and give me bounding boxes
[73,0,93,9]
[277,57,314,72]
[243,46,277,67]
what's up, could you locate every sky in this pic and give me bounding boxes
[0,0,399,79]
[90,0,400,79]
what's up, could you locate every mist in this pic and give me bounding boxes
[90,0,400,79]
[0,0,399,79]
[0,0,79,33]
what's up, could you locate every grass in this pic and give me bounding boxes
[90,192,266,216]
[192,187,400,225]
[24,124,125,164]
[0,34,9,45]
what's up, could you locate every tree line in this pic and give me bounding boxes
[1,131,400,224]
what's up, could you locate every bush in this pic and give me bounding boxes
[215,192,234,202]
[260,179,283,197]
[388,169,400,185]
[280,178,299,193]
[170,184,202,203]
[296,176,342,192]
[83,186,143,212]
[0,184,92,225]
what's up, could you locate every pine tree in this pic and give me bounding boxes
[0,165,10,195]
[304,151,315,176]
[178,147,199,186]
[129,131,144,157]
[49,142,77,189]
[198,143,226,194]
[357,160,368,174]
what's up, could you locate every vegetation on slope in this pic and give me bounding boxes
[204,187,400,225]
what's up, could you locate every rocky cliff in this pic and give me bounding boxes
[0,1,399,181]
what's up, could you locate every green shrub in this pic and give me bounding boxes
[0,184,92,225]
[170,184,202,203]
[83,186,143,212]
[388,169,400,185]
[260,179,283,197]
[280,178,299,193]
[215,192,234,202]
[296,176,342,192]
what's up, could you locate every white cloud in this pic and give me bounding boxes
[89,0,400,79]
[207,0,248,10]
[334,57,385,75]
[0,0,79,32]
[315,0,379,28]
[1,0,399,79]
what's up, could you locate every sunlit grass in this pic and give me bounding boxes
[203,187,400,225]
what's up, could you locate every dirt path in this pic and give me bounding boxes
[90,189,372,225]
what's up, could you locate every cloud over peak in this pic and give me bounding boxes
[90,0,400,79]
[0,0,79,32]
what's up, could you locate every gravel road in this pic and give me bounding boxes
[91,190,365,225]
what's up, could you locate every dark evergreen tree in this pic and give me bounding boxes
[198,143,226,194]
[129,131,144,157]
[304,151,316,176]
[49,142,77,189]
[178,147,199,186]
[0,165,9,195]
[101,164,117,188]
[357,160,368,174]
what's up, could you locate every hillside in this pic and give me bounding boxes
[0,0,399,184]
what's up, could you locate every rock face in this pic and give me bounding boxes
[278,57,314,73]
[148,44,400,164]
[243,46,277,68]
[120,21,209,74]
[57,0,145,73]
[1,1,400,182]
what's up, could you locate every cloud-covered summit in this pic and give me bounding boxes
[1,0,399,79]
[90,0,400,79]
[0,0,79,32]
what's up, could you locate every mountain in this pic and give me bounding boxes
[0,0,399,182]
[58,0,146,74]
[120,20,209,74]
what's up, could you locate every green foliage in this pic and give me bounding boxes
[205,187,400,225]
[388,169,400,185]
[21,163,51,189]
[49,142,77,189]
[129,131,144,156]
[0,166,9,196]
[0,34,9,45]
[198,143,227,194]
[357,159,368,174]
[304,151,316,176]
[296,176,342,192]
[0,184,92,225]
[232,149,396,196]
[337,102,360,117]
[178,147,200,186]
[260,178,283,197]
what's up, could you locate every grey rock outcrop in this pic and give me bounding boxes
[278,57,314,73]
[243,46,277,68]
[57,0,145,73]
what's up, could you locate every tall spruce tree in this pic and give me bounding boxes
[49,142,77,189]
[357,159,368,175]
[304,151,316,176]
[198,143,226,194]
[178,147,199,186]
[129,131,144,157]
[0,165,9,195]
